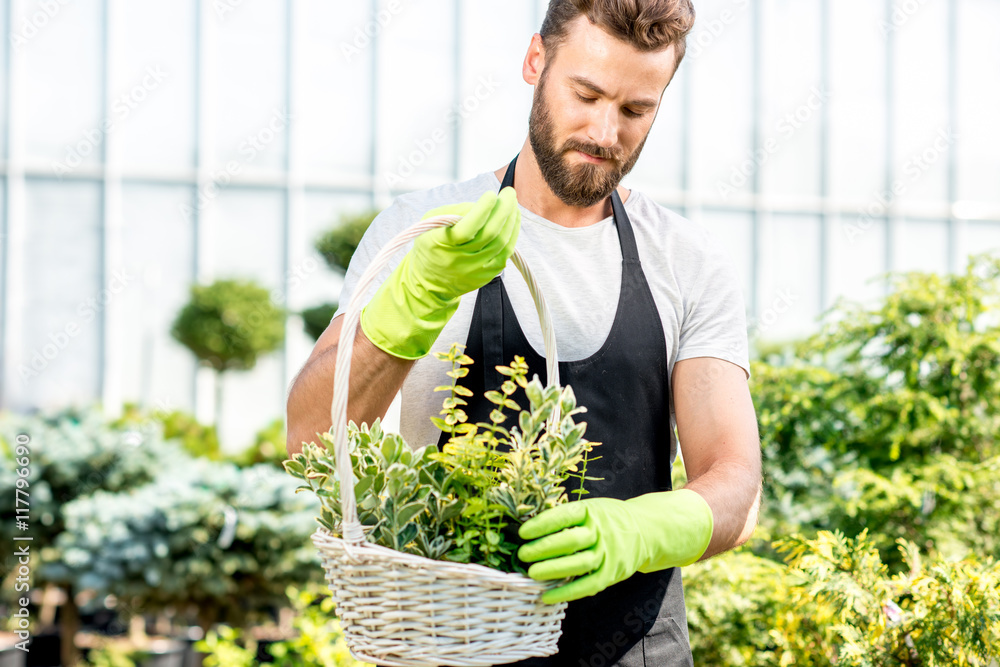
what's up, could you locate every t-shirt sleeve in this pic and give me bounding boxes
[675,241,751,379]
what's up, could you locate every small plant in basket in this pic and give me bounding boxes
[283,343,601,575]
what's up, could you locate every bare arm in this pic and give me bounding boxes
[285,314,414,456]
[672,356,762,559]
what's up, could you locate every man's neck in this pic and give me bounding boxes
[494,138,631,229]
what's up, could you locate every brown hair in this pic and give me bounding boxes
[539,0,696,69]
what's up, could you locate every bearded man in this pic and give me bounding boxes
[287,2,761,664]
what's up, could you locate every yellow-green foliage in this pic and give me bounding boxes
[686,531,1000,665]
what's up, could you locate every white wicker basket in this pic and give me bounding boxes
[313,214,568,666]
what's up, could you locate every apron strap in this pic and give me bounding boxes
[610,189,640,264]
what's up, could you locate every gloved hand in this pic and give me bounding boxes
[361,187,521,359]
[517,489,714,604]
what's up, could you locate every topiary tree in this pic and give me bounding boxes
[170,280,285,426]
[300,209,379,342]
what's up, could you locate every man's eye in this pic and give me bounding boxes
[576,94,597,102]
[624,108,643,118]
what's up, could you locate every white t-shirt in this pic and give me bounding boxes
[333,170,751,460]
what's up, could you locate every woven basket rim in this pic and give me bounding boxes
[311,527,561,590]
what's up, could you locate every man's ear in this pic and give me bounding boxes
[522,33,546,86]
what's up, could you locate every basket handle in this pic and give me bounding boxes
[330,214,561,545]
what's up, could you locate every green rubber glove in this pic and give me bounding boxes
[517,489,714,604]
[361,188,521,360]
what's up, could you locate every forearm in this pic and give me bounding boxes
[682,457,761,559]
[286,317,413,455]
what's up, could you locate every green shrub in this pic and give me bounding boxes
[53,460,322,631]
[775,529,1000,665]
[228,418,288,468]
[300,302,337,342]
[0,408,183,583]
[314,210,379,274]
[114,403,221,460]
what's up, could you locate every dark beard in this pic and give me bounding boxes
[528,71,648,208]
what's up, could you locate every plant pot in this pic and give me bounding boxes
[178,627,207,667]
[0,633,26,667]
[138,639,186,667]
[22,632,59,667]
[76,633,187,667]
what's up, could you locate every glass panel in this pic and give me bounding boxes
[828,0,887,202]
[18,180,103,408]
[210,188,287,450]
[960,221,1000,261]
[757,214,822,343]
[298,0,372,177]
[292,192,371,312]
[116,0,197,171]
[687,0,755,201]
[829,213,888,309]
[0,182,5,341]
[21,0,104,169]
[455,2,536,182]
[759,0,823,199]
[284,191,371,374]
[956,0,1000,205]
[891,0,949,207]
[627,63,686,199]
[377,0,457,189]
[119,185,197,413]
[895,219,949,275]
[698,209,754,312]
[211,188,285,291]
[0,3,7,161]
[214,0,288,175]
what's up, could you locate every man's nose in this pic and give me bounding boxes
[586,103,619,150]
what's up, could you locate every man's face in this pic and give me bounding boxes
[528,16,678,208]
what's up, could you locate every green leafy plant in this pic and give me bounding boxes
[775,529,1000,665]
[284,345,599,574]
[52,460,323,634]
[196,624,257,667]
[170,279,286,426]
[195,585,369,667]
[114,403,221,460]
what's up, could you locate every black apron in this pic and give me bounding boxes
[438,155,694,666]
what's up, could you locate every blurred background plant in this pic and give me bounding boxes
[681,254,1000,664]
